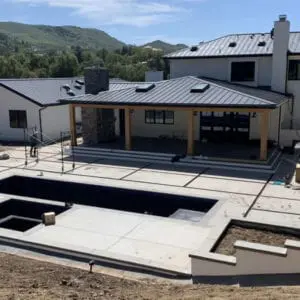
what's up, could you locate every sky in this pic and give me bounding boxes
[0,0,299,45]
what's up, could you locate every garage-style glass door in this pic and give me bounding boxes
[200,112,250,143]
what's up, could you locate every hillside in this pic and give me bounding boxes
[0,22,125,51]
[143,40,187,53]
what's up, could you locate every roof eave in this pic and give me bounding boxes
[165,54,273,60]
[59,100,276,110]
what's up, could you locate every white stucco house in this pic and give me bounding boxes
[61,15,298,161]
[0,78,85,143]
[0,77,129,143]
[165,15,300,148]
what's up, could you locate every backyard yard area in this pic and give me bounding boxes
[0,253,300,299]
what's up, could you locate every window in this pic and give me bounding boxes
[288,60,300,80]
[9,110,27,128]
[231,61,255,82]
[145,110,174,125]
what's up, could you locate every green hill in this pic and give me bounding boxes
[0,22,125,51]
[143,40,187,53]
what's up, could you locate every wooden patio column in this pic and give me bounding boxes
[187,110,195,156]
[125,108,132,151]
[69,104,77,146]
[260,111,269,160]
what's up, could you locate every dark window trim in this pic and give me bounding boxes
[145,110,174,125]
[230,61,256,82]
[9,110,28,129]
[288,60,300,81]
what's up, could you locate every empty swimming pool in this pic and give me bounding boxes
[0,175,217,218]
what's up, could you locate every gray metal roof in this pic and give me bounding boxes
[165,32,300,59]
[0,78,135,106]
[109,82,147,91]
[60,76,289,109]
[0,78,86,106]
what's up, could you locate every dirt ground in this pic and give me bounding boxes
[1,253,300,299]
[215,225,300,256]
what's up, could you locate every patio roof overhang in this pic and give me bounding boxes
[59,76,290,111]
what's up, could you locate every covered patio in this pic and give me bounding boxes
[62,76,290,161]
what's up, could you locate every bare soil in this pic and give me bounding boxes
[0,252,300,299]
[215,225,300,256]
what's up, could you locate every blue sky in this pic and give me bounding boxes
[0,0,299,45]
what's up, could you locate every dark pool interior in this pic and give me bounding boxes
[0,217,40,232]
[0,198,68,231]
[0,175,217,218]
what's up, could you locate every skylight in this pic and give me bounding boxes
[67,90,76,96]
[135,83,156,93]
[229,42,237,48]
[190,83,210,93]
[190,46,199,52]
[75,79,84,85]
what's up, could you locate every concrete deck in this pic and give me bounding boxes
[0,145,299,275]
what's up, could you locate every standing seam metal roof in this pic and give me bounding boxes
[165,32,300,58]
[0,78,135,106]
[60,76,289,109]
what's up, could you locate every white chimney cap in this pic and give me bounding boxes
[279,15,287,21]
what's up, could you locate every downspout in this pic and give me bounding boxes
[277,105,282,146]
[38,106,47,142]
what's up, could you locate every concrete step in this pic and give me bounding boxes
[66,146,281,174]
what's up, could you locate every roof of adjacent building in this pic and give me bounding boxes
[60,76,290,109]
[0,77,134,106]
[165,32,300,59]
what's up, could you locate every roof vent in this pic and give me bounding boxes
[190,45,199,52]
[67,90,76,96]
[258,41,266,47]
[250,34,255,39]
[190,83,210,93]
[135,83,156,93]
[74,83,82,90]
[62,84,70,91]
[75,79,84,85]
[229,42,237,48]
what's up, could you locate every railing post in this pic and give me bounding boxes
[60,131,64,174]
[24,127,28,166]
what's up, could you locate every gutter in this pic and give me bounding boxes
[38,107,47,142]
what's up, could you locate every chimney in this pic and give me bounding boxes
[271,15,290,93]
[84,67,109,95]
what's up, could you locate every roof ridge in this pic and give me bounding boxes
[200,78,276,105]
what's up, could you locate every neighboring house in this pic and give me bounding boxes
[164,15,300,147]
[0,77,131,143]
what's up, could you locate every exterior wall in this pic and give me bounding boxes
[41,105,74,142]
[131,109,200,141]
[249,108,281,142]
[191,239,300,278]
[287,81,300,129]
[169,56,273,87]
[0,86,40,141]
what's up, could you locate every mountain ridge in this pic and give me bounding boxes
[0,22,187,53]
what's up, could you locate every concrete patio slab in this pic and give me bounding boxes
[262,184,300,200]
[56,207,146,237]
[106,238,192,272]
[254,196,300,214]
[24,160,74,173]
[187,176,265,195]
[68,164,139,179]
[125,219,209,249]
[125,170,197,186]
[202,168,270,183]
[26,225,120,252]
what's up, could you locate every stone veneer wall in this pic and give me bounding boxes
[81,107,98,144]
[81,67,116,145]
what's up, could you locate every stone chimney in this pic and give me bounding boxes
[84,67,109,95]
[82,67,115,144]
[271,15,290,93]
